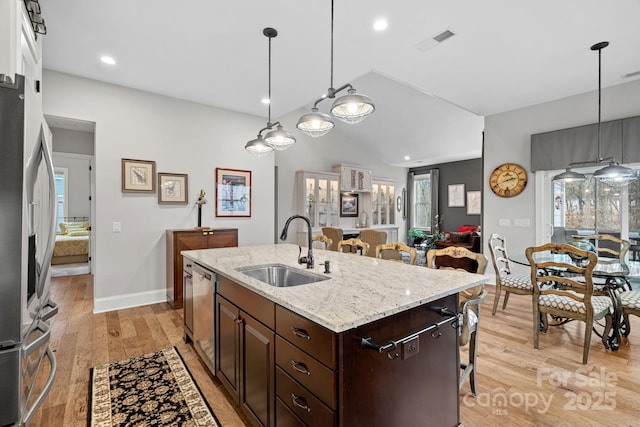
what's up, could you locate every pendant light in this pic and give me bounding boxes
[553,42,637,186]
[296,0,375,137]
[245,27,295,156]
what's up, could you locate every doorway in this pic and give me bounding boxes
[45,115,96,277]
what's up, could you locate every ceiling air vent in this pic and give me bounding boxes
[433,29,455,43]
[414,28,456,52]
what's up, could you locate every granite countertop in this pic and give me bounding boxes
[182,243,489,333]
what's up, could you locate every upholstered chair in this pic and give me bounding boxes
[375,242,417,265]
[312,234,332,250]
[358,229,388,258]
[425,246,487,395]
[337,238,370,256]
[526,243,614,364]
[321,227,343,252]
[487,233,534,315]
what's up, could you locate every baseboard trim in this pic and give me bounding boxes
[93,289,167,313]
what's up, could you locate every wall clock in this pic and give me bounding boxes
[489,163,528,198]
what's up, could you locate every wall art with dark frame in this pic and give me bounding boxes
[216,167,251,217]
[340,192,359,217]
[158,173,188,205]
[122,158,156,193]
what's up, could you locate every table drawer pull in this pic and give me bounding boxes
[291,327,311,340]
[291,360,311,376]
[291,393,311,412]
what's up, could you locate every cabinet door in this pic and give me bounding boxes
[241,313,275,427]
[217,296,240,402]
[207,229,239,248]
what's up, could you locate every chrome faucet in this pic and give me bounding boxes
[280,215,314,269]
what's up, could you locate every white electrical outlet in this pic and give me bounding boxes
[113,221,121,233]
[499,219,511,227]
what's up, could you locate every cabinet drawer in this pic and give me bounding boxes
[276,397,305,427]
[276,336,336,409]
[276,367,335,427]
[218,276,275,329]
[276,306,336,369]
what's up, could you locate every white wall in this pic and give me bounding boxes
[51,127,94,155]
[42,70,274,312]
[484,78,640,273]
[274,109,408,242]
[52,152,91,218]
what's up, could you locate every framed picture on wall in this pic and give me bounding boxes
[122,158,156,193]
[340,192,359,217]
[467,191,481,215]
[448,184,465,207]
[158,173,188,204]
[216,168,251,217]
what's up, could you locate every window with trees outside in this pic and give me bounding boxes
[552,171,640,236]
[413,174,432,232]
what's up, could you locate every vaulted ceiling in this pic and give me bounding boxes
[41,0,640,166]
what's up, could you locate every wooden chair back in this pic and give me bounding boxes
[312,234,332,250]
[337,238,370,256]
[375,242,417,265]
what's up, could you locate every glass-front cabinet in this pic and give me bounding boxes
[296,171,340,229]
[371,179,395,226]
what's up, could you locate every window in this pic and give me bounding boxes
[413,174,432,231]
[54,168,68,232]
[551,167,639,236]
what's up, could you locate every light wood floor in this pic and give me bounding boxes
[31,274,640,426]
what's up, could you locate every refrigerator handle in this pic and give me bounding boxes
[38,125,58,290]
[21,321,50,359]
[41,299,59,322]
[22,347,57,425]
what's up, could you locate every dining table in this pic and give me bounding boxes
[509,251,640,351]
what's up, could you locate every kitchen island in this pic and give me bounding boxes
[183,243,488,427]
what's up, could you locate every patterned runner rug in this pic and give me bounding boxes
[88,347,220,426]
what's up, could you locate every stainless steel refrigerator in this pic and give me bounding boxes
[0,74,58,426]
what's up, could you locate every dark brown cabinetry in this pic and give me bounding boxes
[217,276,275,427]
[166,228,237,309]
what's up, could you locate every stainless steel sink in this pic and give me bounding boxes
[236,264,329,287]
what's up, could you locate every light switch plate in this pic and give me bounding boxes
[112,221,121,233]
[499,219,511,227]
[514,218,530,227]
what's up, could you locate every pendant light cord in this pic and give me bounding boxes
[268,34,272,126]
[330,0,334,89]
[597,45,602,162]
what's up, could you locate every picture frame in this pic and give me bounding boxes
[158,173,188,205]
[466,190,481,215]
[122,158,156,193]
[340,192,359,217]
[216,168,251,217]
[448,184,465,207]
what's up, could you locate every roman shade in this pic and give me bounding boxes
[530,115,640,172]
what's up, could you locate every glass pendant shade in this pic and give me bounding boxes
[245,135,274,157]
[552,168,587,182]
[264,125,296,150]
[330,89,375,124]
[593,161,637,187]
[296,108,335,137]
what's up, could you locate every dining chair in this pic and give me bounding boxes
[375,242,417,265]
[358,229,388,258]
[525,243,614,364]
[619,290,640,336]
[581,233,631,290]
[337,238,370,256]
[487,233,534,316]
[312,234,332,250]
[321,227,343,252]
[425,246,487,395]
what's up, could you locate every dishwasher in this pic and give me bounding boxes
[192,263,215,374]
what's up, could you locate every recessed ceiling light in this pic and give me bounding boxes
[100,56,116,65]
[262,98,270,104]
[404,155,411,161]
[373,19,388,31]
